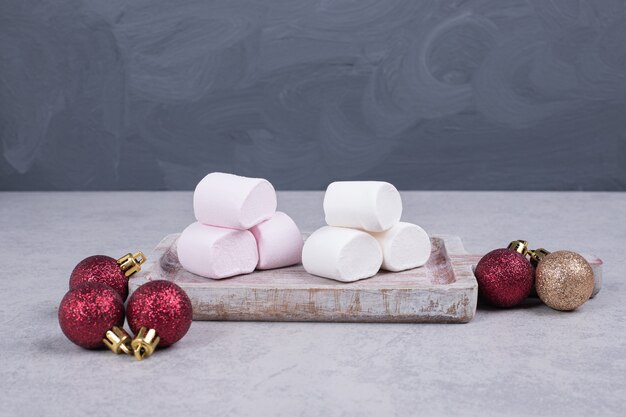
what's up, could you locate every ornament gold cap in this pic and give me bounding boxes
[117,252,146,277]
[528,248,551,267]
[131,327,160,361]
[507,240,529,256]
[103,326,132,355]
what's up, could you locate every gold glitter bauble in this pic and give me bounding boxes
[536,250,594,311]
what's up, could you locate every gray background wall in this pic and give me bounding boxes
[1,0,625,191]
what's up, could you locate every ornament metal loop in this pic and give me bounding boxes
[117,252,146,277]
[528,248,551,267]
[507,240,529,256]
[131,327,160,361]
[103,326,133,355]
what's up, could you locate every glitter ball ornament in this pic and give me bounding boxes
[58,282,126,349]
[69,252,145,301]
[127,280,193,360]
[532,250,594,311]
[474,241,534,308]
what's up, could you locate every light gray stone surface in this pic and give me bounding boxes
[1,191,625,417]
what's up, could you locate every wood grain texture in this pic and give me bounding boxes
[129,234,479,323]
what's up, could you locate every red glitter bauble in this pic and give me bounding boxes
[70,255,128,301]
[58,282,125,349]
[474,248,534,308]
[127,280,192,347]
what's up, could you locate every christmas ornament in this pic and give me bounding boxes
[528,249,594,311]
[69,252,146,301]
[58,282,131,353]
[127,280,193,360]
[474,240,534,308]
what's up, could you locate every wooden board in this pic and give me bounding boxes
[128,234,603,323]
[129,234,477,323]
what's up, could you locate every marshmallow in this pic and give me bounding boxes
[177,222,258,279]
[194,172,277,230]
[302,226,383,282]
[323,181,402,232]
[370,222,431,272]
[250,211,304,270]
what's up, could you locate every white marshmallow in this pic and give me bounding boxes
[177,222,258,279]
[193,172,277,230]
[370,222,431,272]
[323,181,402,232]
[250,211,303,270]
[302,226,382,282]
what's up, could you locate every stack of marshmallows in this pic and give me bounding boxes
[303,181,431,282]
[177,172,304,279]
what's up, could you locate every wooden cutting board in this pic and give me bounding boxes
[128,234,603,323]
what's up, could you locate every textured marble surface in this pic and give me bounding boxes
[1,191,625,417]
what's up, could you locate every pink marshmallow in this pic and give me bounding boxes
[250,211,304,270]
[193,172,277,229]
[177,222,258,279]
